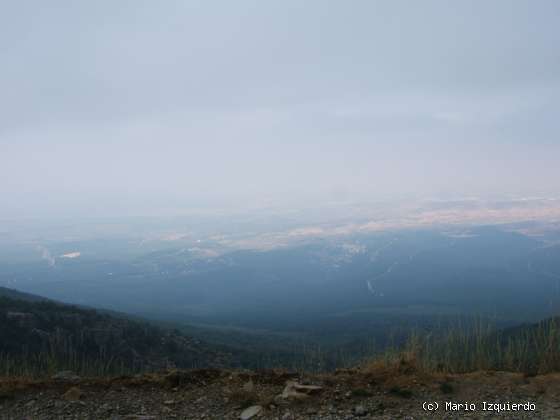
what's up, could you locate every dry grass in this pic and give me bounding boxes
[362,350,422,380]
[359,318,560,377]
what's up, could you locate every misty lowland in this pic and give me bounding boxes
[2,1,560,419]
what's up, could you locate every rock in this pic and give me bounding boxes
[354,404,368,416]
[52,371,80,382]
[280,390,308,401]
[62,387,83,401]
[239,405,262,419]
[292,382,323,395]
[280,381,322,400]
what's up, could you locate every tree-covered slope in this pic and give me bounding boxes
[0,287,234,376]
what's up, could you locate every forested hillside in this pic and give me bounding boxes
[0,287,233,376]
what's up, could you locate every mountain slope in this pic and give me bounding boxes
[0,286,50,303]
[0,287,234,376]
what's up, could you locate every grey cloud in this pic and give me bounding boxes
[1,1,559,219]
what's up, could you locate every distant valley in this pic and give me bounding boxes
[2,204,560,362]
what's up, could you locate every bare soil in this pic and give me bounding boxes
[1,368,559,419]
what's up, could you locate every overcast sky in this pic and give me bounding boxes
[1,1,559,219]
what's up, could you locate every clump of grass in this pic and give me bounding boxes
[439,381,454,394]
[0,389,15,402]
[361,348,420,383]
[389,385,413,398]
[0,350,137,379]
[350,387,373,397]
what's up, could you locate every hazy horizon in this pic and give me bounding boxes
[2,1,559,220]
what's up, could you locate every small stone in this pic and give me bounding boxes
[239,405,262,420]
[274,395,285,404]
[243,380,255,393]
[62,387,83,401]
[354,404,368,416]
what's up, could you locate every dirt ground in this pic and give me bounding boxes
[1,369,559,419]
